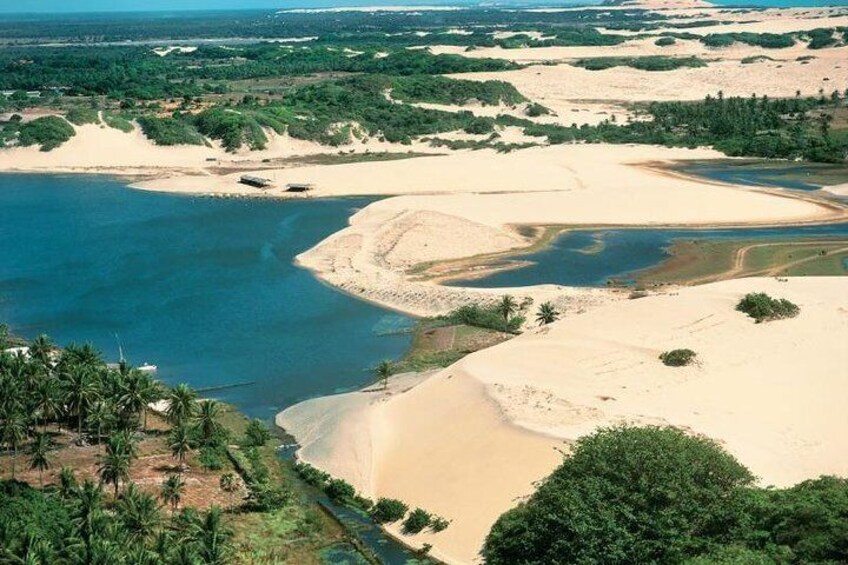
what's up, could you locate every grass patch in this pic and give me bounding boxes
[103,112,135,133]
[64,107,100,125]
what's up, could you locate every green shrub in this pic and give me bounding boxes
[103,112,134,133]
[736,293,800,323]
[244,419,271,447]
[198,445,225,470]
[402,508,432,534]
[371,497,409,523]
[660,348,697,367]
[137,116,205,146]
[246,482,290,511]
[65,107,99,125]
[525,102,551,117]
[18,116,75,151]
[573,56,707,72]
[431,516,450,532]
[439,303,524,334]
[325,478,356,503]
[655,36,676,47]
[483,426,755,564]
[294,462,330,488]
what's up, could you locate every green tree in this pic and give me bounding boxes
[61,364,100,442]
[97,433,135,496]
[168,423,193,474]
[2,409,28,479]
[115,483,161,544]
[166,384,198,427]
[244,419,271,448]
[194,400,224,447]
[58,466,78,498]
[375,360,393,390]
[192,506,233,565]
[496,295,518,322]
[160,474,185,515]
[535,302,560,326]
[32,378,61,432]
[483,426,755,565]
[28,432,52,487]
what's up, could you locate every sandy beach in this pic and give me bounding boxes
[279,276,848,564]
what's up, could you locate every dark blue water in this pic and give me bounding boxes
[447,223,848,288]
[0,174,412,419]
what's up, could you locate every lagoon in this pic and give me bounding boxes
[0,174,412,419]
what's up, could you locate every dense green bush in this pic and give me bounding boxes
[402,508,432,534]
[65,107,100,125]
[736,293,800,323]
[525,102,551,117]
[371,497,409,523]
[660,348,697,367]
[0,480,71,555]
[573,56,707,71]
[194,108,267,152]
[439,303,524,333]
[431,516,450,532]
[244,418,272,447]
[655,36,677,47]
[17,116,75,151]
[484,426,848,564]
[294,462,330,488]
[702,32,794,49]
[103,112,135,132]
[390,76,526,107]
[483,426,755,564]
[137,116,205,146]
[245,481,291,511]
[199,445,226,470]
[325,478,356,503]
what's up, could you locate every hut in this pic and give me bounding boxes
[239,175,272,189]
[286,183,314,193]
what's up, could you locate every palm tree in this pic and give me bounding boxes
[168,423,193,474]
[195,400,224,447]
[2,408,28,479]
[71,479,105,561]
[219,472,239,509]
[166,384,198,427]
[497,295,518,322]
[32,378,62,433]
[86,400,116,452]
[535,302,560,326]
[193,506,233,565]
[28,432,52,487]
[28,334,55,373]
[161,474,185,515]
[59,466,78,498]
[116,483,161,544]
[118,368,160,430]
[375,361,393,390]
[98,433,134,496]
[62,364,100,442]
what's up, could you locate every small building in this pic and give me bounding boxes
[286,183,314,193]
[239,175,272,189]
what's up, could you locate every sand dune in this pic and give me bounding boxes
[278,276,848,564]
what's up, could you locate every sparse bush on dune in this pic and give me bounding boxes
[736,293,800,323]
[402,507,432,534]
[660,348,697,367]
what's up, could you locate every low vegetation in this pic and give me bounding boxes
[483,425,848,565]
[572,56,707,72]
[659,348,697,367]
[736,292,800,323]
[64,107,100,126]
[438,296,528,334]
[16,116,75,151]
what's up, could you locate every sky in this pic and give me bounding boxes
[0,0,488,14]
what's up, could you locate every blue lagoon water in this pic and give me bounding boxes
[0,174,412,419]
[449,223,848,288]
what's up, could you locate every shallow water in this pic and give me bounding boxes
[448,161,848,288]
[0,174,412,419]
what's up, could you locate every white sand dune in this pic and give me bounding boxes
[279,277,848,564]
